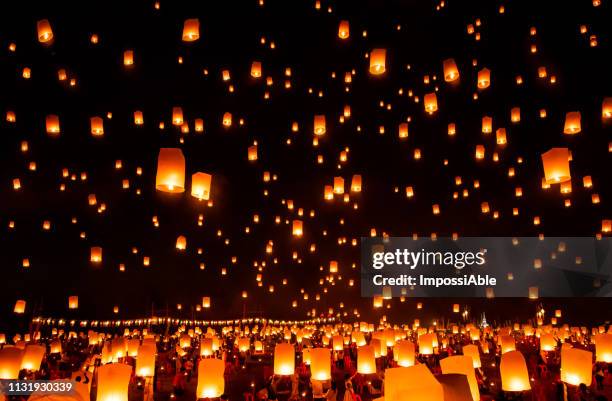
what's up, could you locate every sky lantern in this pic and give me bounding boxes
[46,114,60,135]
[123,50,134,66]
[176,235,187,250]
[90,117,104,136]
[292,220,303,237]
[443,58,459,82]
[314,115,326,135]
[197,359,225,398]
[500,335,516,353]
[350,175,362,192]
[191,172,212,200]
[595,334,612,362]
[357,345,376,374]
[395,340,415,367]
[136,344,156,377]
[37,19,53,43]
[540,333,556,351]
[603,98,612,120]
[561,348,592,386]
[440,355,479,401]
[68,295,79,309]
[90,247,103,263]
[13,300,26,314]
[384,365,444,401]
[477,67,491,89]
[338,20,350,39]
[563,111,581,134]
[201,338,213,357]
[172,107,183,125]
[21,345,45,371]
[250,61,262,78]
[462,344,481,368]
[274,343,295,375]
[399,122,409,139]
[369,49,386,75]
[97,363,132,401]
[0,347,23,379]
[182,18,200,41]
[511,107,521,123]
[248,145,258,161]
[418,333,436,355]
[310,348,331,380]
[496,128,507,145]
[603,220,612,233]
[202,296,211,308]
[155,148,186,193]
[424,93,438,114]
[133,111,144,125]
[222,112,232,127]
[541,148,571,184]
[333,177,344,194]
[500,351,531,392]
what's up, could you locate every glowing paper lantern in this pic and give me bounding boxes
[182,19,200,42]
[384,365,444,401]
[292,220,303,237]
[176,236,187,250]
[172,107,183,125]
[196,359,225,398]
[395,340,415,367]
[369,49,386,75]
[314,115,326,135]
[90,117,104,136]
[338,20,350,39]
[68,296,79,309]
[90,247,103,263]
[418,333,436,355]
[155,148,186,193]
[441,356,479,401]
[500,335,516,354]
[477,68,491,89]
[563,111,581,134]
[443,58,459,82]
[136,344,156,377]
[274,343,295,375]
[350,175,362,192]
[123,50,134,66]
[0,348,23,379]
[96,363,132,401]
[561,348,592,386]
[191,172,212,200]
[541,148,571,184]
[540,333,556,351]
[14,300,26,314]
[37,19,53,43]
[310,348,331,381]
[603,98,612,120]
[462,344,481,368]
[248,145,258,161]
[46,114,60,135]
[424,93,438,114]
[357,345,376,374]
[500,351,531,392]
[202,297,211,308]
[595,334,612,362]
[21,345,45,371]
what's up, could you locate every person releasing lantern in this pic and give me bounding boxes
[46,114,60,135]
[357,345,376,374]
[155,148,186,193]
[314,115,326,135]
[369,49,386,75]
[384,365,444,401]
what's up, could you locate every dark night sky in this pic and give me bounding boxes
[0,0,610,330]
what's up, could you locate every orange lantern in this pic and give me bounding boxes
[477,68,491,89]
[0,348,23,379]
[462,344,481,368]
[274,343,295,375]
[251,61,262,78]
[90,247,103,263]
[97,363,132,401]
[350,175,362,192]
[191,172,212,200]
[248,145,258,161]
[395,340,415,367]
[37,19,53,43]
[424,93,438,114]
[196,359,225,398]
[310,348,331,380]
[155,148,186,193]
[398,122,409,139]
[13,300,26,314]
[500,351,531,391]
[595,334,612,362]
[21,345,45,371]
[314,115,326,135]
[369,49,386,75]
[175,235,187,250]
[46,114,60,135]
[338,20,350,39]
[384,365,444,401]
[561,348,592,386]
[563,111,581,134]
[136,344,156,377]
[603,98,612,120]
[541,148,571,184]
[443,58,459,82]
[357,345,376,374]
[182,19,200,42]
[123,50,134,66]
[172,107,184,125]
[292,220,303,237]
[90,117,104,136]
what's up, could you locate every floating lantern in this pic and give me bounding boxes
[595,334,612,362]
[357,345,376,374]
[603,98,612,120]
[500,335,516,353]
[97,363,132,401]
[14,300,26,314]
[440,355,479,401]
[443,58,459,82]
[191,172,212,200]
[482,116,492,133]
[90,117,104,136]
[37,19,53,43]
[603,220,612,233]
[398,123,409,139]
[563,111,581,134]
[196,359,225,398]
[477,68,491,89]
[21,345,45,371]
[176,235,187,250]
[310,348,331,380]
[395,340,415,367]
[338,20,350,39]
[90,247,103,263]
[292,220,303,237]
[251,61,262,78]
[0,348,23,379]
[500,351,531,391]
[418,333,436,355]
[155,148,186,193]
[248,145,258,161]
[541,148,571,184]
[540,333,556,351]
[314,115,326,135]
[384,365,444,401]
[511,107,521,123]
[462,344,481,368]
[333,177,344,194]
[172,107,183,125]
[68,296,79,309]
[274,343,295,375]
[424,93,438,114]
[369,49,386,75]
[136,344,156,377]
[46,114,60,135]
[496,128,507,145]
[202,297,211,308]
[453,304,460,313]
[182,19,200,41]
[350,175,362,192]
[561,348,592,386]
[123,50,134,66]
